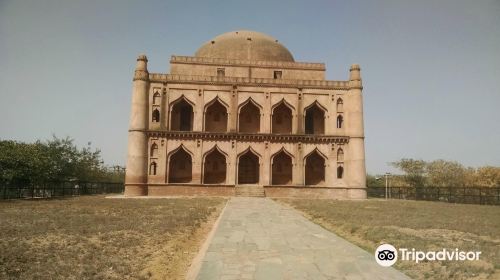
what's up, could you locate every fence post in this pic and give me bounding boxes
[479,188,482,205]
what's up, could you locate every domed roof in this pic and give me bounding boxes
[195,30,294,62]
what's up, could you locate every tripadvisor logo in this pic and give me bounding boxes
[375,244,481,267]
[375,244,398,267]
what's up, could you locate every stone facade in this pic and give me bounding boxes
[125,30,366,199]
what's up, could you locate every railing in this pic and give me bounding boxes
[170,55,326,69]
[367,186,500,205]
[0,181,124,200]
[148,73,350,89]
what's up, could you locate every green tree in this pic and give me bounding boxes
[366,174,384,187]
[390,158,427,187]
[475,166,500,187]
[0,136,121,186]
[426,160,466,187]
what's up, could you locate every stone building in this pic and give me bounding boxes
[125,30,366,199]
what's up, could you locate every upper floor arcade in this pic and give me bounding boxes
[146,85,350,137]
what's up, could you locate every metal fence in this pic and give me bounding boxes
[0,181,124,200]
[367,186,500,205]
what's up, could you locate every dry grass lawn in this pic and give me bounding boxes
[0,196,226,280]
[279,199,500,280]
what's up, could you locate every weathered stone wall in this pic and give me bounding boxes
[125,53,366,199]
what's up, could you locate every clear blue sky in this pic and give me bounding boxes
[1,0,499,174]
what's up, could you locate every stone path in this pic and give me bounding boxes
[194,197,410,280]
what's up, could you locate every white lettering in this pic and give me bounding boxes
[399,248,408,260]
[436,249,446,260]
[415,251,425,263]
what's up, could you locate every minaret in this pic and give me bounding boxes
[124,54,149,196]
[346,64,367,199]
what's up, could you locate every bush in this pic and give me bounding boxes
[0,136,123,186]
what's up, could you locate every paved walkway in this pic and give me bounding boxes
[195,197,410,280]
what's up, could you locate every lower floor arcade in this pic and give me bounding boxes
[146,137,350,188]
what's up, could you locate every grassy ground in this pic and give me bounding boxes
[0,196,226,280]
[278,199,500,280]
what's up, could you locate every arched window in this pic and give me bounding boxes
[239,100,261,133]
[271,150,292,185]
[238,150,260,184]
[337,148,344,161]
[336,98,343,112]
[337,165,344,179]
[149,162,157,175]
[168,147,192,183]
[305,103,325,135]
[272,102,292,134]
[150,143,158,157]
[305,150,325,185]
[203,148,227,184]
[171,98,194,131]
[153,92,161,105]
[205,99,227,132]
[336,115,343,129]
[152,109,160,122]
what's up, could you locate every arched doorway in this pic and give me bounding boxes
[305,150,325,185]
[171,98,194,131]
[238,150,260,184]
[271,150,293,185]
[205,99,228,132]
[203,148,227,184]
[238,100,261,133]
[305,103,325,135]
[272,102,292,134]
[168,147,192,183]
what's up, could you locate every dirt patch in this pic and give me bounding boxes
[140,201,225,280]
[0,196,226,280]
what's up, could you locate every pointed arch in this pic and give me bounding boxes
[271,147,293,185]
[337,148,344,161]
[304,148,327,185]
[336,98,343,112]
[170,95,195,131]
[149,161,157,175]
[204,96,229,132]
[304,147,328,161]
[304,101,326,135]
[203,144,229,160]
[205,95,230,112]
[152,108,160,122]
[271,99,294,134]
[238,98,262,133]
[153,92,161,105]
[167,144,194,159]
[270,147,294,164]
[237,97,263,113]
[271,98,295,111]
[237,147,261,184]
[202,145,227,184]
[237,146,262,160]
[170,94,196,108]
[304,100,328,113]
[337,165,344,179]
[337,114,344,129]
[167,144,193,183]
[150,143,158,157]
